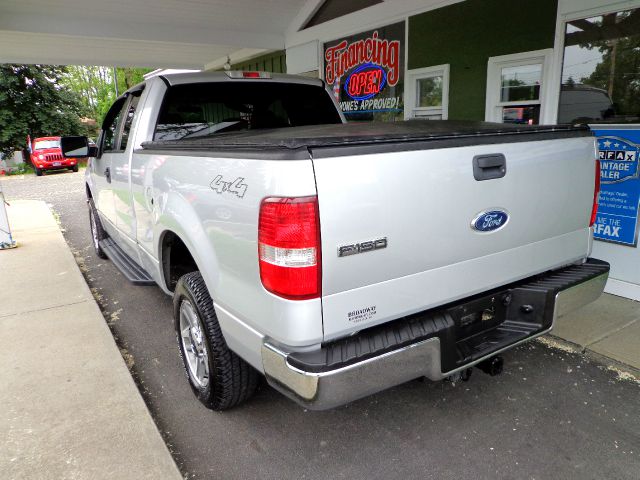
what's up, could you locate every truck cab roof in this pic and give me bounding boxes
[158,70,325,88]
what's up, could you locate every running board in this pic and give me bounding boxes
[99,239,155,286]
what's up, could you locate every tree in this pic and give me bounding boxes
[0,65,88,158]
[580,36,640,117]
[62,66,152,126]
[115,67,150,93]
[61,66,114,125]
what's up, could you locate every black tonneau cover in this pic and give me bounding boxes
[141,120,592,159]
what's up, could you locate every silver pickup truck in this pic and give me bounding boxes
[61,71,609,411]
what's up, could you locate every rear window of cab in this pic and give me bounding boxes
[154,82,342,141]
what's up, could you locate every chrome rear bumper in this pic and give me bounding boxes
[262,259,609,410]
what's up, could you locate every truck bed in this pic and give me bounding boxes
[142,120,592,156]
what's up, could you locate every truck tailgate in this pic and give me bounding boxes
[312,135,597,341]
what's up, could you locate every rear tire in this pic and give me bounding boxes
[35,168,43,176]
[72,164,79,172]
[88,198,108,259]
[174,271,259,410]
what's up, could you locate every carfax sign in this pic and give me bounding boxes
[591,125,640,247]
[324,22,405,121]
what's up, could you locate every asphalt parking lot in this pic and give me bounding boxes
[2,170,639,480]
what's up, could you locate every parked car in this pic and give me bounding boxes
[61,71,609,411]
[558,84,615,125]
[30,136,80,176]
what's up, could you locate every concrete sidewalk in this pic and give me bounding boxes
[0,201,182,480]
[553,291,640,372]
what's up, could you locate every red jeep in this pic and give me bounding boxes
[30,136,79,176]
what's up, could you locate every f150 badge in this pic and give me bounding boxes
[471,210,509,233]
[338,237,387,257]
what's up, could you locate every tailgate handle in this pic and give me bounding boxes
[473,154,506,181]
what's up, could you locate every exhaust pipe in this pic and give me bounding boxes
[476,356,504,376]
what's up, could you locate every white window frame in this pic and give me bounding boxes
[485,49,554,124]
[404,64,450,120]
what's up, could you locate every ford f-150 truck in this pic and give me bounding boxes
[60,71,609,411]
[30,136,80,175]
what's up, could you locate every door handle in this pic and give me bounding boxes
[105,167,111,183]
[473,154,506,181]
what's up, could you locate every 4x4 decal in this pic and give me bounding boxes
[210,175,248,198]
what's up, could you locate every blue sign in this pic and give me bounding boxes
[472,210,509,232]
[591,126,640,247]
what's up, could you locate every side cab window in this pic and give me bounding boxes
[99,97,127,156]
[120,90,144,151]
[98,86,145,157]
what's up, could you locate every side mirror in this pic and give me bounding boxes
[60,136,98,158]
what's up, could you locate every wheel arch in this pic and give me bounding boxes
[154,191,223,296]
[159,230,201,292]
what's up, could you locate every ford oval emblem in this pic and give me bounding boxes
[471,210,509,233]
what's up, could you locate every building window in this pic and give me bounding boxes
[558,8,640,125]
[485,49,553,124]
[405,65,449,120]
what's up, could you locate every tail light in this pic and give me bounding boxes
[590,159,601,227]
[258,196,321,300]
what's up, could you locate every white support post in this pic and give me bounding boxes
[0,182,17,249]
